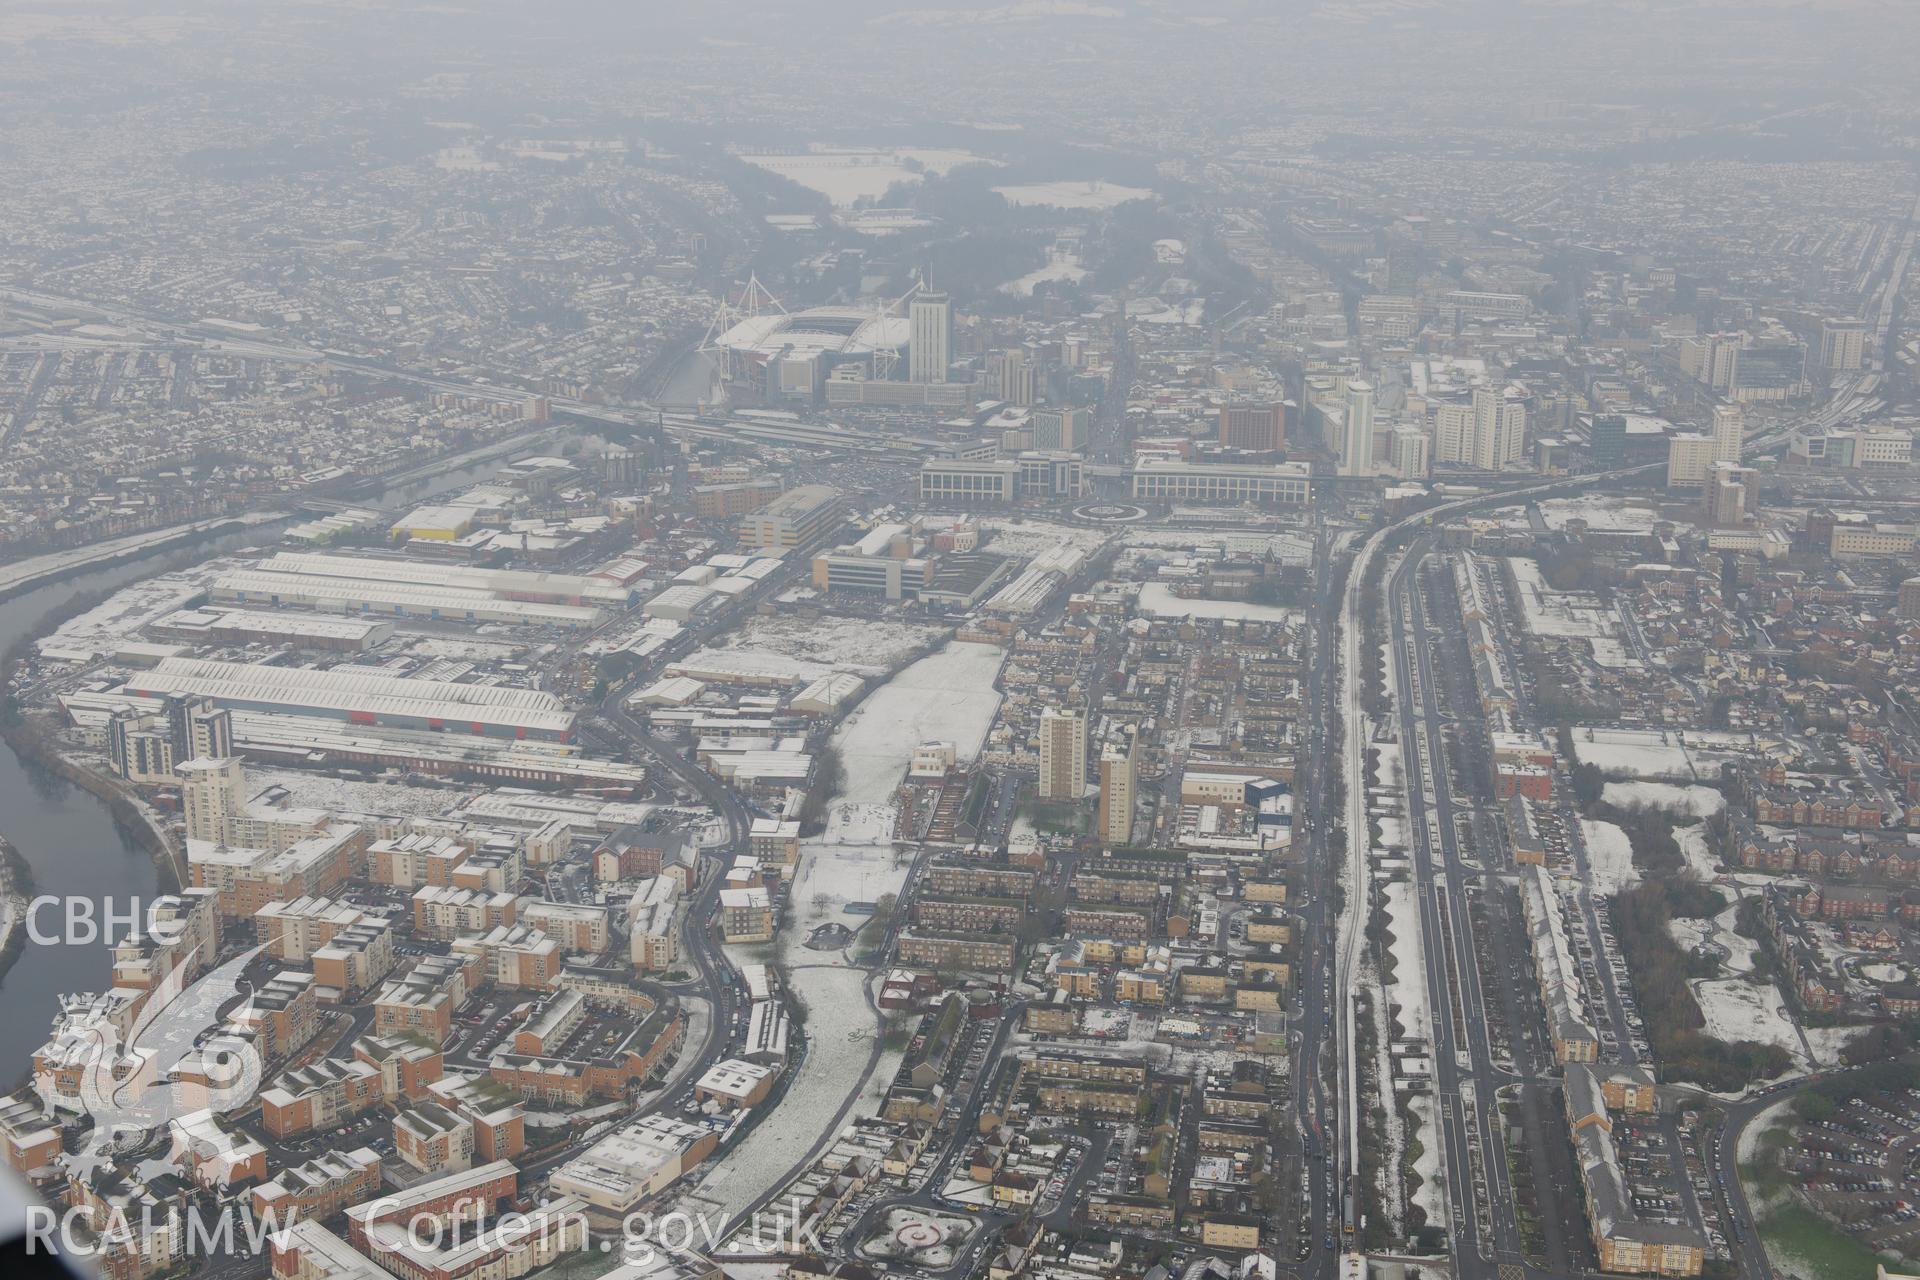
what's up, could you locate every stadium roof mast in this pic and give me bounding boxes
[697,273,787,383]
[868,277,925,381]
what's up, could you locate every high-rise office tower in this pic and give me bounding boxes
[1712,404,1745,464]
[1097,729,1139,846]
[909,290,952,384]
[1037,706,1087,801]
[1341,381,1375,476]
[1390,425,1430,479]
[1588,413,1627,466]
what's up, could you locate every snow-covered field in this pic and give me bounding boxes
[1571,726,1784,781]
[1803,1024,1869,1067]
[1507,557,1618,640]
[993,180,1153,209]
[1383,881,1432,1042]
[684,642,1004,1225]
[246,768,460,819]
[1587,637,1643,670]
[1135,582,1300,623]
[1677,826,1721,879]
[702,612,947,680]
[1603,781,1725,818]
[743,147,996,206]
[1581,818,1640,894]
[1567,728,1694,780]
[1534,496,1660,534]
[1692,978,1804,1065]
[999,248,1086,295]
[1376,742,1404,792]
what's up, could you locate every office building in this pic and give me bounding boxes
[988,348,1033,405]
[909,290,952,383]
[1789,424,1915,469]
[1588,414,1627,466]
[738,485,844,552]
[1679,332,1742,391]
[1821,318,1867,371]
[1896,578,1920,620]
[1340,381,1374,476]
[1016,450,1085,499]
[1032,406,1089,452]
[1218,402,1286,452]
[1729,336,1804,403]
[1666,433,1717,488]
[1129,459,1310,505]
[920,458,1019,505]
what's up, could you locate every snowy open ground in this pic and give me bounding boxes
[1383,881,1432,1042]
[742,148,996,206]
[1507,556,1619,640]
[999,248,1086,296]
[1376,742,1404,792]
[1569,730,1694,779]
[684,641,1004,1224]
[1580,818,1640,894]
[1135,582,1301,623]
[36,557,243,658]
[247,768,461,819]
[1692,978,1805,1065]
[1670,897,1759,974]
[992,180,1153,209]
[702,612,948,680]
[1571,726,1784,781]
[1603,781,1726,818]
[1534,496,1661,533]
[1677,827,1720,879]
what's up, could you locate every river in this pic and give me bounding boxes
[0,442,574,1082]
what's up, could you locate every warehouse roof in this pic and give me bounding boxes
[124,656,576,735]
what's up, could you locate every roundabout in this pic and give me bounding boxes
[1071,501,1149,523]
[856,1206,977,1269]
